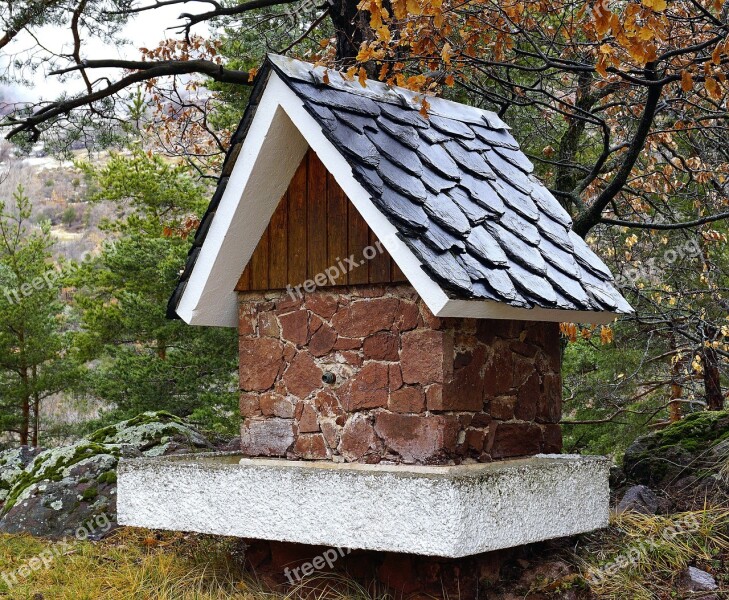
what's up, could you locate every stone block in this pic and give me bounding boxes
[241,418,294,456]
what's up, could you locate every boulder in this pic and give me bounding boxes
[680,566,718,592]
[616,485,659,515]
[0,411,212,539]
[623,411,729,487]
[0,446,43,504]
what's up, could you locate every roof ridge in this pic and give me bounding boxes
[266,54,510,130]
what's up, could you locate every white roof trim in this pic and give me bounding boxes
[176,73,448,327]
[439,299,617,325]
[176,72,619,327]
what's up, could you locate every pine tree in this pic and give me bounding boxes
[0,186,80,446]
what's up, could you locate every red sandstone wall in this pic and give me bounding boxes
[238,284,562,464]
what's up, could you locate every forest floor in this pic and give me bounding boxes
[0,508,727,600]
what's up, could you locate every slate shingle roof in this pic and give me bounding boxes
[167,55,631,319]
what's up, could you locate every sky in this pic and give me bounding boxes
[3,5,207,103]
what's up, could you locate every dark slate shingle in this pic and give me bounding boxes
[377,115,420,149]
[429,114,476,139]
[423,193,471,236]
[375,186,429,231]
[365,127,423,175]
[421,166,458,194]
[377,160,427,202]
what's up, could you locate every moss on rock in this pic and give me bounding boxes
[623,411,729,486]
[86,411,210,453]
[0,411,213,538]
[1,442,121,514]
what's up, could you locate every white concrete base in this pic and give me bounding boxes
[117,454,610,557]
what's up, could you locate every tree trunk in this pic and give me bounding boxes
[327,0,375,65]
[18,360,30,445]
[20,385,29,446]
[32,364,40,447]
[702,326,723,411]
[157,339,167,360]
[669,335,683,422]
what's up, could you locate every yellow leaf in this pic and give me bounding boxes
[445,73,455,86]
[392,0,407,18]
[358,67,367,87]
[441,42,452,65]
[642,0,666,11]
[638,26,655,41]
[406,0,422,14]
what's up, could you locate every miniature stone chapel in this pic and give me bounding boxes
[118,54,632,596]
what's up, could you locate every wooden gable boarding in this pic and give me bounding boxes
[236,149,406,292]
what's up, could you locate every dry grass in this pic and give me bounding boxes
[0,528,259,599]
[2,509,727,599]
[578,507,729,599]
[0,528,395,600]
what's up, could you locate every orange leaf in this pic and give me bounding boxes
[712,43,722,65]
[706,77,721,99]
[419,97,430,118]
[681,70,693,92]
[595,55,608,77]
[441,42,452,65]
[593,0,613,36]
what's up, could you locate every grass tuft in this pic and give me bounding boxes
[578,507,729,599]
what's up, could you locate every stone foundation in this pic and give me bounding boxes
[243,539,516,599]
[238,284,562,464]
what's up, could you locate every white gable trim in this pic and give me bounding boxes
[176,72,618,327]
[176,73,449,327]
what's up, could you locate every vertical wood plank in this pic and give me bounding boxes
[236,263,252,291]
[391,257,407,282]
[327,172,348,285]
[368,230,390,282]
[347,205,370,284]
[288,156,308,287]
[268,193,289,289]
[307,150,328,279]
[249,228,269,290]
